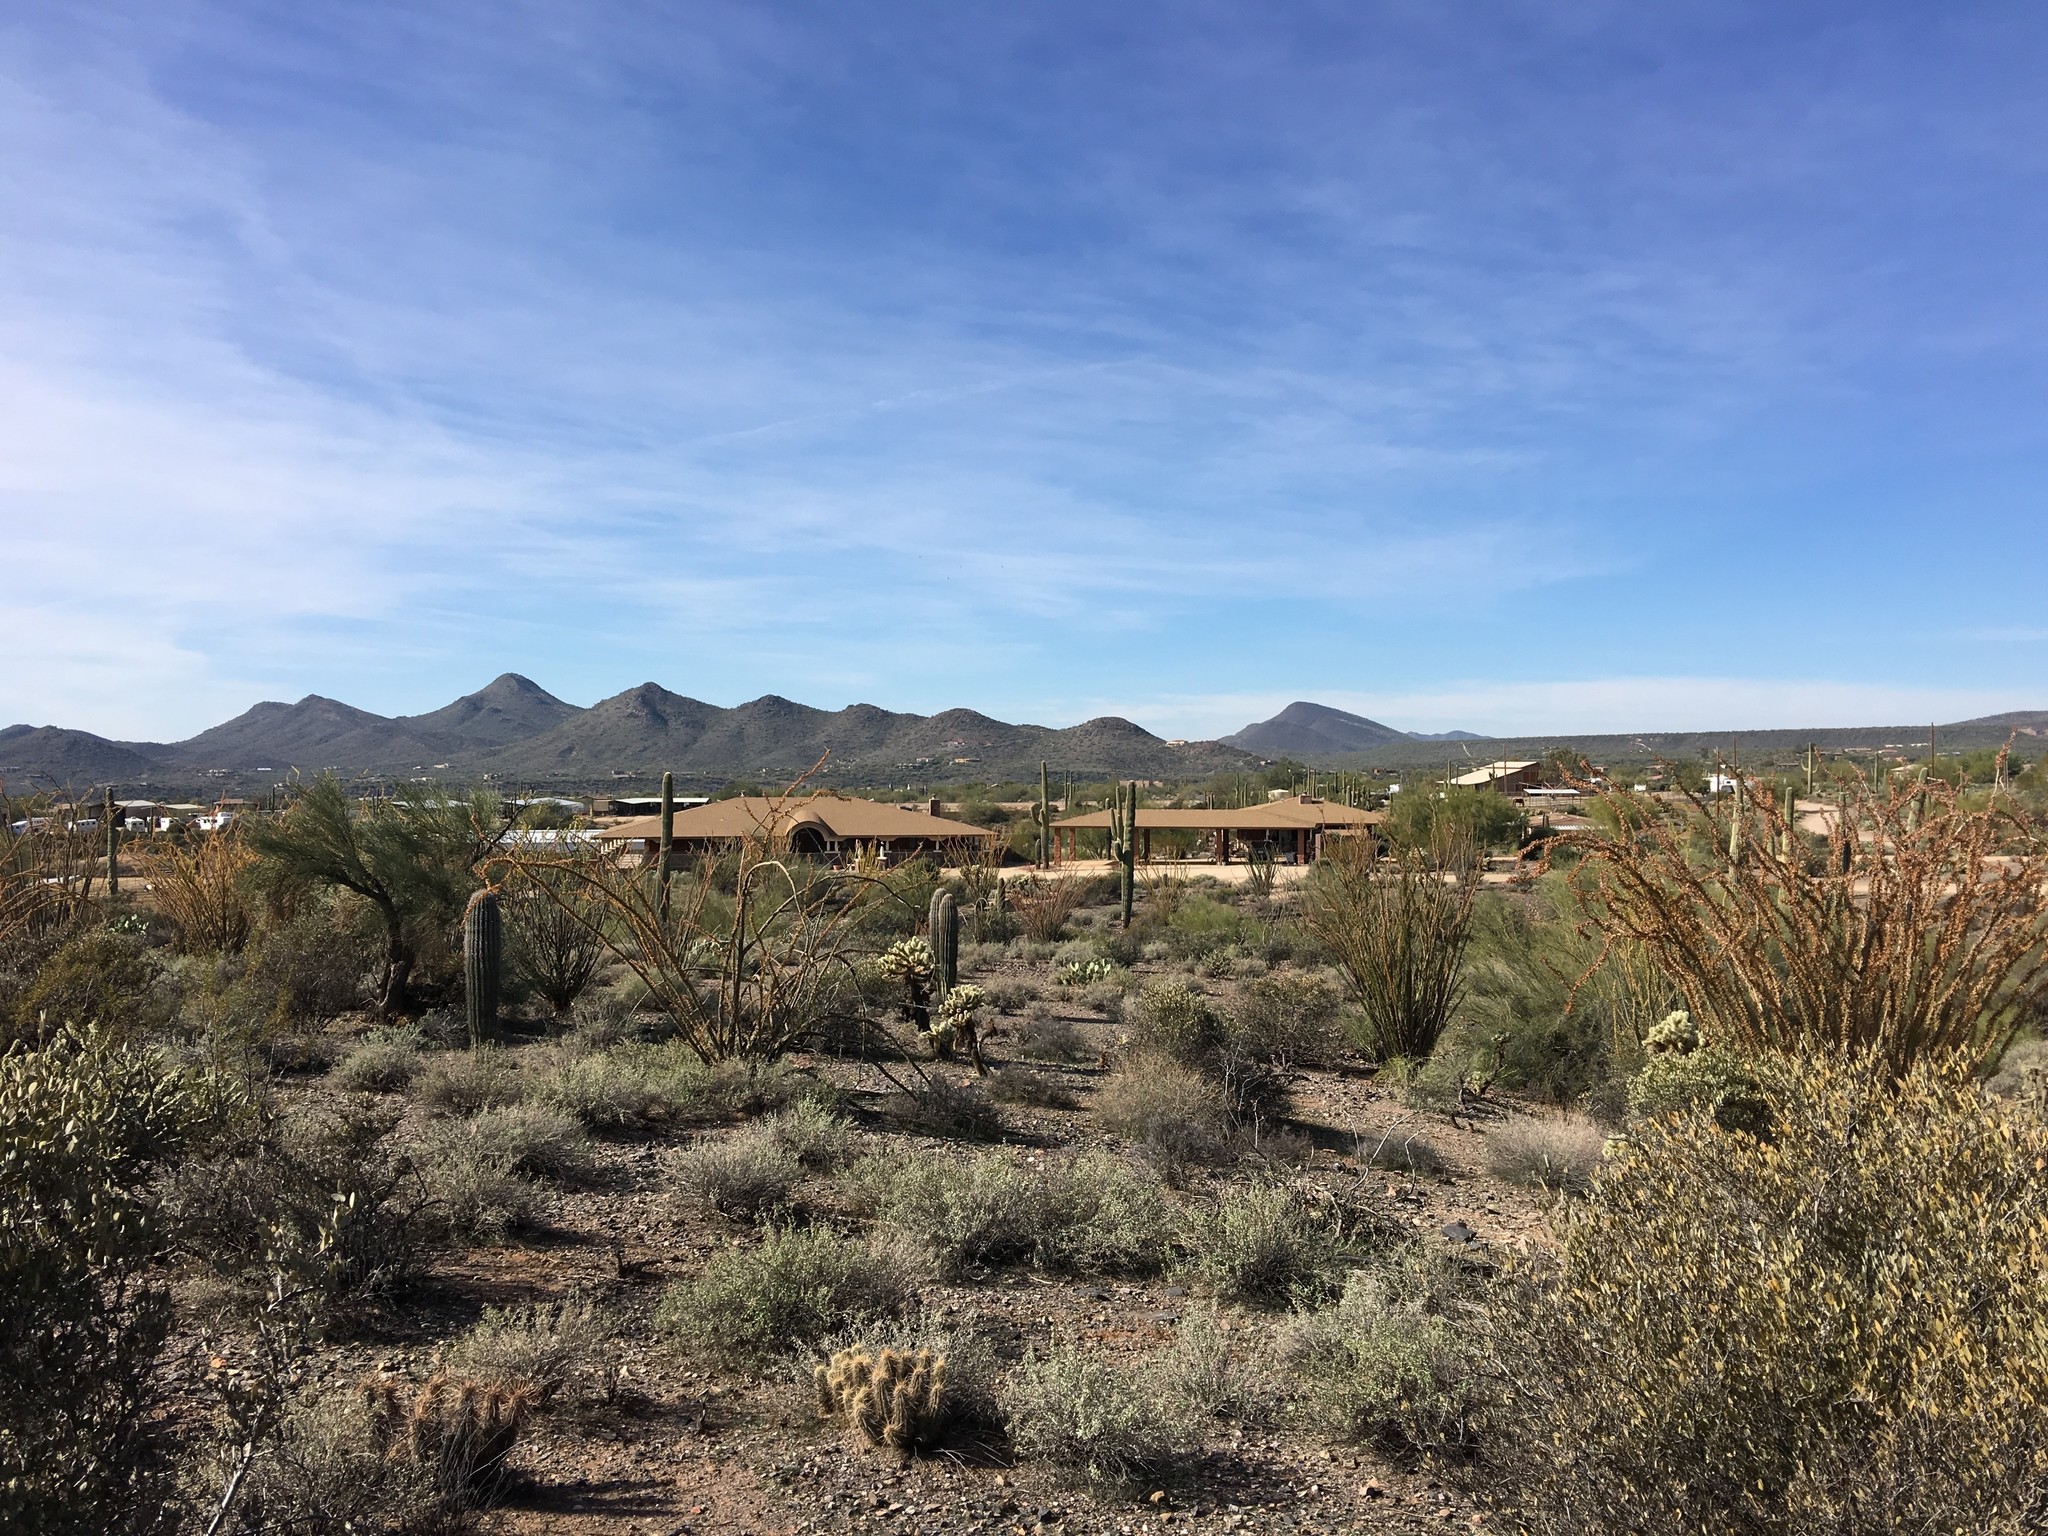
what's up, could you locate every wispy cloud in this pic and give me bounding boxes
[2,4,2045,741]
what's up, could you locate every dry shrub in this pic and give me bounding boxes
[461,1102,594,1183]
[330,1026,424,1093]
[415,1121,540,1243]
[134,828,255,954]
[443,1298,615,1406]
[1007,875,1088,943]
[1280,1249,1484,1461]
[1488,1052,2048,1535]
[986,1064,1077,1108]
[1483,1112,1608,1192]
[668,1126,802,1221]
[886,1072,1003,1140]
[761,1098,853,1168]
[1192,1182,1361,1308]
[1300,840,1476,1064]
[1003,1339,1198,1490]
[1092,1051,1233,1175]
[655,1227,918,1360]
[1558,766,2048,1075]
[413,1046,525,1115]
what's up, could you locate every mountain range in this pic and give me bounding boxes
[3,678,2042,793]
[0,675,1264,791]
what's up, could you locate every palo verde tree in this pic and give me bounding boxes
[245,775,506,1016]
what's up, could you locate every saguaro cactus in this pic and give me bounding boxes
[928,889,958,1002]
[464,888,502,1047]
[658,770,675,922]
[1727,774,1744,867]
[1037,761,1052,868]
[104,790,119,898]
[1106,780,1138,929]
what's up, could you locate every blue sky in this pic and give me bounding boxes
[5,2,2045,743]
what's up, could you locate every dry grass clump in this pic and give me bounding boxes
[886,1073,1004,1140]
[655,1227,920,1360]
[1488,1052,2048,1535]
[1358,1124,1446,1177]
[668,1126,802,1221]
[1483,1112,1608,1192]
[1557,766,2048,1075]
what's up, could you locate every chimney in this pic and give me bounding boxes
[928,797,942,817]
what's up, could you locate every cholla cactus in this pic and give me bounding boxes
[814,1347,951,1457]
[877,937,935,1031]
[1643,1009,1700,1056]
[360,1371,540,1509]
[929,983,988,1072]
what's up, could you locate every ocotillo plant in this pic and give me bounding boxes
[658,771,675,922]
[1106,781,1137,929]
[464,888,503,1047]
[927,889,958,1002]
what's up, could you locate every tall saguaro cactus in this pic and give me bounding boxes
[1037,761,1052,868]
[928,889,959,1002]
[103,789,119,899]
[1106,780,1138,929]
[658,770,675,922]
[464,888,502,1047]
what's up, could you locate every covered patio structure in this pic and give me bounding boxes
[1050,795,1383,865]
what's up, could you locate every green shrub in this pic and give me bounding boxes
[413,1046,525,1115]
[10,928,167,1043]
[1003,1340,1196,1490]
[240,899,377,1024]
[0,1028,244,1533]
[1487,1052,2048,1535]
[460,1102,594,1183]
[1150,1306,1273,1424]
[1036,1153,1181,1276]
[1192,1182,1359,1308]
[1128,980,1223,1066]
[1164,895,1253,960]
[330,1025,425,1093]
[669,1127,802,1221]
[1280,1256,1482,1460]
[227,1390,436,1534]
[655,1227,917,1360]
[1012,1012,1088,1062]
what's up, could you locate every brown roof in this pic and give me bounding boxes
[596,793,991,844]
[1053,795,1383,832]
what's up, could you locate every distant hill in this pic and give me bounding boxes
[1408,729,1484,741]
[1224,702,1423,757]
[0,725,161,787]
[397,673,580,749]
[155,696,445,773]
